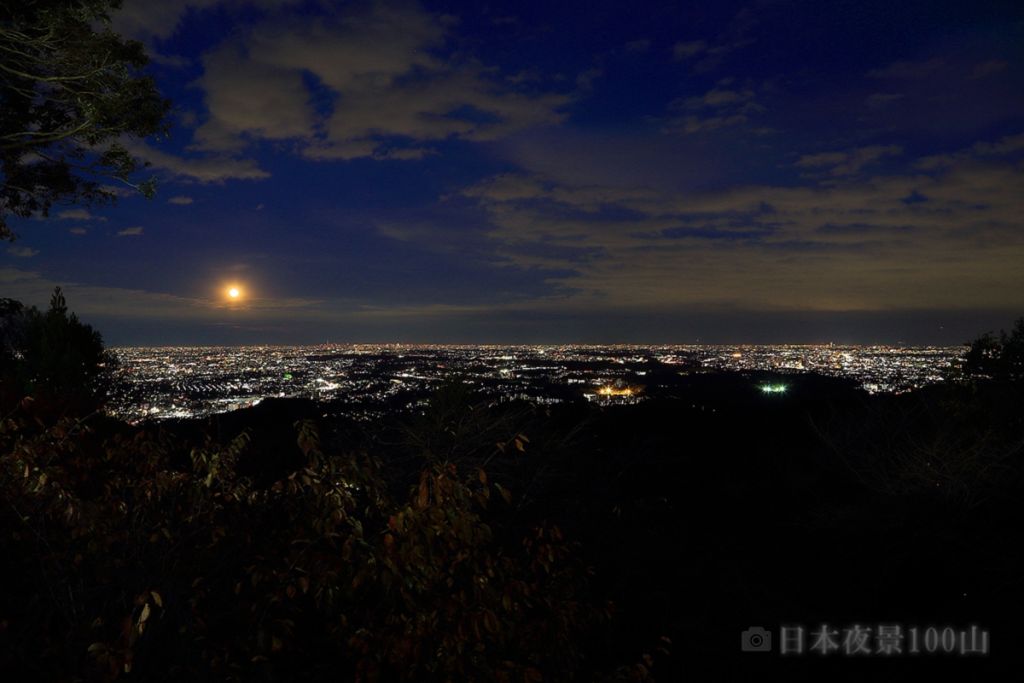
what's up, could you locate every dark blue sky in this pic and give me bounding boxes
[3,0,1023,344]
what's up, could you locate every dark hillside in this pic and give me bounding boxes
[2,371,1021,680]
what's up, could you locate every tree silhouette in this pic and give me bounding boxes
[0,0,170,239]
[963,318,1024,382]
[0,287,109,410]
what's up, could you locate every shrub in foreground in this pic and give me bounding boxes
[0,406,642,681]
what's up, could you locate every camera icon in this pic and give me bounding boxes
[741,626,772,652]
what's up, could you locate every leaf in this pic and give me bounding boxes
[495,483,512,504]
[150,591,163,608]
[477,468,487,485]
[139,603,151,623]
[483,610,499,633]
[416,472,430,509]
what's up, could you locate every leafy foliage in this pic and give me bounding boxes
[1,288,110,412]
[962,318,1024,383]
[0,401,630,681]
[813,384,1024,508]
[0,0,170,239]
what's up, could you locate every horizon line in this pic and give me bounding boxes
[107,341,971,349]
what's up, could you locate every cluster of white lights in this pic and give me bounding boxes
[759,383,789,394]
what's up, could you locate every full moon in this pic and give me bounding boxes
[227,287,241,299]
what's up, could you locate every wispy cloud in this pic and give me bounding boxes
[168,195,194,205]
[795,144,903,177]
[126,141,271,183]
[665,79,764,134]
[868,57,945,80]
[915,132,1024,170]
[864,92,904,109]
[57,209,107,221]
[7,246,38,258]
[971,60,1008,79]
[117,227,145,237]
[672,40,707,60]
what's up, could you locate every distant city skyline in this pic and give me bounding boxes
[107,342,962,422]
[3,0,1022,344]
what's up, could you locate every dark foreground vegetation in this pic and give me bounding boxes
[2,300,1024,681]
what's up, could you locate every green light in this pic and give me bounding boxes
[759,383,788,394]
[283,373,293,380]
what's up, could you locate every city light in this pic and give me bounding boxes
[104,344,962,423]
[597,385,635,397]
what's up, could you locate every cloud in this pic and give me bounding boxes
[68,227,88,235]
[665,81,764,135]
[687,88,755,109]
[191,3,570,160]
[195,40,316,148]
[99,184,137,198]
[795,144,903,176]
[117,227,145,237]
[300,139,382,162]
[148,52,192,68]
[915,132,1024,170]
[673,7,759,73]
[970,132,1024,156]
[868,58,945,80]
[374,147,437,161]
[971,60,1008,79]
[462,172,659,212]
[7,246,38,258]
[111,1,575,181]
[575,67,603,91]
[672,40,707,60]
[126,141,271,183]
[864,92,904,109]
[57,209,106,221]
[431,133,1024,313]
[852,52,1024,138]
[168,196,194,205]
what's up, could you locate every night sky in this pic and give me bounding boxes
[3,0,1023,345]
